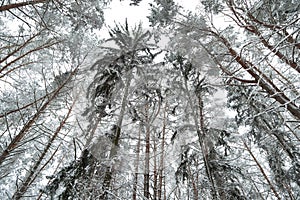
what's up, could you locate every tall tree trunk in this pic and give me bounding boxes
[144,103,151,199]
[163,175,166,200]
[182,76,218,199]
[0,68,77,166]
[227,0,300,74]
[102,70,133,198]
[36,147,65,200]
[158,102,167,200]
[199,29,300,120]
[133,123,142,200]
[187,164,198,200]
[153,130,158,200]
[197,94,218,200]
[216,32,300,120]
[243,141,282,200]
[12,100,76,199]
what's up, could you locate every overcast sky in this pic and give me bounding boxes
[101,0,201,38]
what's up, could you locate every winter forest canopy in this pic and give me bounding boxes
[0,0,299,199]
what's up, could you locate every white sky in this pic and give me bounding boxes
[101,0,201,38]
[100,0,151,38]
[104,0,152,24]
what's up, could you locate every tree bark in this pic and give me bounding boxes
[153,130,158,200]
[243,141,282,200]
[0,0,48,12]
[102,70,133,198]
[144,103,151,199]
[12,99,76,200]
[133,123,142,200]
[0,39,60,78]
[0,68,77,165]
[158,102,167,200]
[227,0,300,74]
[217,33,300,120]
[182,73,218,199]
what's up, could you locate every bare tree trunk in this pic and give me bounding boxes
[198,27,300,120]
[216,32,300,120]
[144,103,151,199]
[197,94,218,200]
[243,141,281,200]
[199,91,225,198]
[133,123,142,200]
[12,99,76,199]
[187,164,198,200]
[227,0,300,74]
[0,68,78,165]
[163,179,166,200]
[182,76,218,199]
[0,0,48,12]
[0,35,59,78]
[158,102,167,200]
[142,85,162,199]
[245,10,300,50]
[36,148,65,200]
[153,130,158,200]
[102,71,133,198]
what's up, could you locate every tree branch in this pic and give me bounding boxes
[0,0,48,12]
